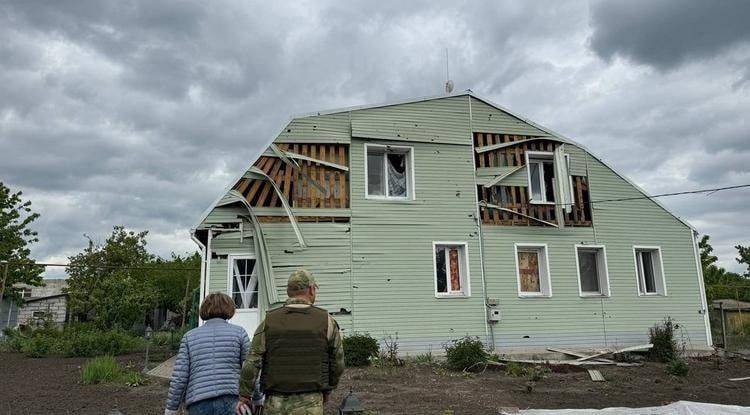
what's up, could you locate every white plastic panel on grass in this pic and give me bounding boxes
[511,401,750,415]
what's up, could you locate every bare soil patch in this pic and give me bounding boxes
[2,353,749,414]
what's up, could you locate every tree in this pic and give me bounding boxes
[66,226,158,329]
[735,244,750,278]
[151,252,201,321]
[699,235,719,270]
[0,182,43,304]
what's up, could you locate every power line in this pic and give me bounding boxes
[2,261,199,271]
[588,184,750,205]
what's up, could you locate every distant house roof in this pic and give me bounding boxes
[712,299,750,311]
[24,293,68,304]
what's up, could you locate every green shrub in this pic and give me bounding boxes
[665,358,689,377]
[527,366,551,382]
[343,333,379,367]
[21,334,54,358]
[414,352,434,365]
[81,356,122,384]
[121,371,148,387]
[444,336,488,372]
[505,361,528,377]
[649,317,678,363]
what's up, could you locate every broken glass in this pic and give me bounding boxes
[435,246,447,293]
[387,152,407,197]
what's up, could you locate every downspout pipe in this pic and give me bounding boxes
[190,230,207,325]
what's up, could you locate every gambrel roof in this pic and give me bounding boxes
[192,90,694,231]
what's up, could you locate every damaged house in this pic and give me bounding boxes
[190,91,711,353]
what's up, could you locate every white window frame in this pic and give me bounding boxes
[432,241,471,298]
[364,143,415,201]
[632,246,667,296]
[525,151,554,205]
[227,254,259,309]
[574,244,611,297]
[524,151,575,206]
[514,243,552,298]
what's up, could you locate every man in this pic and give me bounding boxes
[237,269,345,415]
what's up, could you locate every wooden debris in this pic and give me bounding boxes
[576,343,653,362]
[729,376,750,382]
[588,369,606,382]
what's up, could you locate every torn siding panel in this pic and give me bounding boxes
[261,222,353,322]
[351,96,470,145]
[470,98,548,136]
[349,137,487,351]
[275,113,351,144]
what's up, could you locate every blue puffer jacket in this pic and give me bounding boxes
[165,318,251,411]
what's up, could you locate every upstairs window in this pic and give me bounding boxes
[576,245,610,297]
[526,152,555,204]
[434,242,470,297]
[366,144,413,199]
[633,246,666,296]
[515,244,552,297]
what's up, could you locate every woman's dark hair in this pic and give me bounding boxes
[199,292,236,320]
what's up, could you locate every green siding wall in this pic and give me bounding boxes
[349,137,488,352]
[470,98,548,136]
[351,96,471,145]
[275,113,351,144]
[481,154,708,350]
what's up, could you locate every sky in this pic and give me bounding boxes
[1,0,748,278]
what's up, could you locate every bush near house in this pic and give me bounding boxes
[1,324,144,357]
[444,336,488,372]
[666,358,690,377]
[648,317,679,363]
[343,333,379,367]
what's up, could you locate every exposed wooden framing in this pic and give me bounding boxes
[480,202,559,228]
[233,143,350,213]
[474,132,591,228]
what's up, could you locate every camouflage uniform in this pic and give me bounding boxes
[239,270,345,415]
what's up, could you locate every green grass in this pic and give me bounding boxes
[80,356,149,387]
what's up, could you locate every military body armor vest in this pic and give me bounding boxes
[261,305,331,394]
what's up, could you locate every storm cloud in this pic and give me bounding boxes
[0,0,748,275]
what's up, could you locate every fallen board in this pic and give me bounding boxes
[588,369,606,382]
[576,344,653,362]
[729,376,750,381]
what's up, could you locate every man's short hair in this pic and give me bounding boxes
[199,292,236,320]
[287,269,316,296]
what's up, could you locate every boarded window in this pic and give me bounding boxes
[515,245,551,296]
[577,246,609,296]
[366,145,412,199]
[518,251,540,292]
[434,243,469,296]
[231,257,258,309]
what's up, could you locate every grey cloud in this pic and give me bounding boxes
[0,0,747,275]
[589,0,750,70]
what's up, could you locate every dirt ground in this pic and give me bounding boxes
[2,352,750,414]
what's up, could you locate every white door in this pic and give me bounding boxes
[227,255,259,337]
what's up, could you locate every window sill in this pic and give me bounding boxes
[518,293,551,298]
[580,293,610,298]
[638,293,666,297]
[435,293,470,299]
[365,195,415,202]
[528,200,555,205]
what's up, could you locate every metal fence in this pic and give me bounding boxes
[708,285,750,354]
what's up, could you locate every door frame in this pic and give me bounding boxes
[226,254,260,334]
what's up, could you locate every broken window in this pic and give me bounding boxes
[515,244,551,297]
[576,246,610,296]
[635,247,665,295]
[434,243,469,297]
[231,257,258,309]
[366,144,412,199]
[527,153,556,204]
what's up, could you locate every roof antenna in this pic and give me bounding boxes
[444,48,454,94]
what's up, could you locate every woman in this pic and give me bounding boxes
[165,293,250,415]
